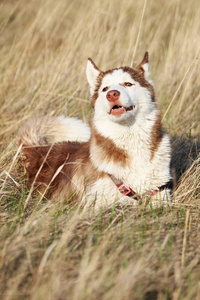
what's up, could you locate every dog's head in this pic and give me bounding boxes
[86,52,156,124]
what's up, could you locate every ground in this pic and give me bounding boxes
[0,0,200,299]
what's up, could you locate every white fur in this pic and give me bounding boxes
[94,69,154,125]
[17,115,91,146]
[86,57,172,203]
[86,59,101,94]
[82,177,139,211]
[142,61,153,85]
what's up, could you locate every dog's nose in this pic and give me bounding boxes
[106,90,120,102]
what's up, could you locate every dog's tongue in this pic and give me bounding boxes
[111,106,125,116]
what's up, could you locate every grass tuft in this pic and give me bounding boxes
[0,0,200,299]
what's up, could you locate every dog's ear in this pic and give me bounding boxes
[136,52,152,82]
[86,58,101,94]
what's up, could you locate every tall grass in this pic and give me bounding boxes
[0,0,200,299]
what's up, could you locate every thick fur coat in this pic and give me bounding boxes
[17,52,172,210]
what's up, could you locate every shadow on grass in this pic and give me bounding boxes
[171,134,200,183]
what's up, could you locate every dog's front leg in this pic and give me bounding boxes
[81,177,139,212]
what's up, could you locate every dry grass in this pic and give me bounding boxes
[0,0,200,299]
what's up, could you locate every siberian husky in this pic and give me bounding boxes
[17,52,172,210]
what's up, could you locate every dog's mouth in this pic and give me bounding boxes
[110,105,134,116]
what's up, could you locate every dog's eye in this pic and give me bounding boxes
[124,82,134,87]
[102,86,109,92]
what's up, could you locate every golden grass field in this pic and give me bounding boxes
[0,0,200,299]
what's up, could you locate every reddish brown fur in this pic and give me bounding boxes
[150,113,164,160]
[22,141,106,201]
[21,122,128,200]
[91,66,155,107]
[91,71,104,107]
[91,125,128,165]
[122,67,155,101]
[135,51,149,76]
[23,142,81,196]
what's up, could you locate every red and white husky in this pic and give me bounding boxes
[17,52,172,210]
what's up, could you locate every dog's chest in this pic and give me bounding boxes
[109,139,152,188]
[90,130,154,192]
